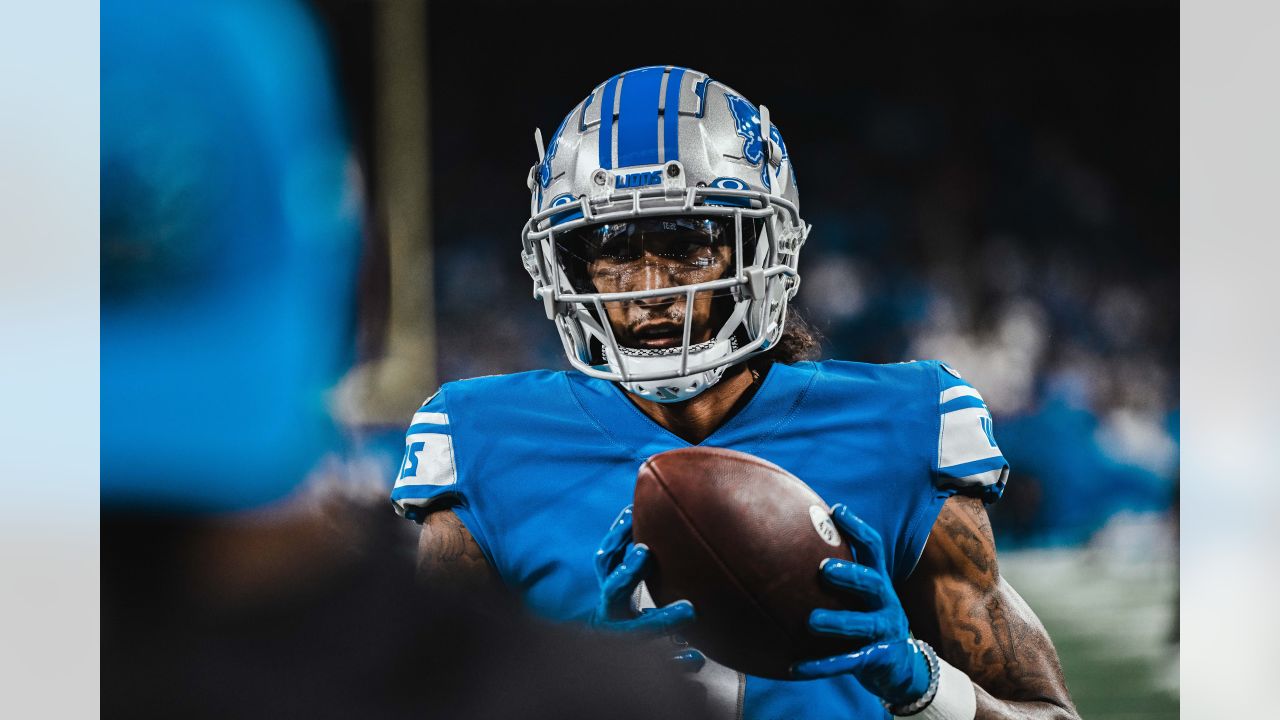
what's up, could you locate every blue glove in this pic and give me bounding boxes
[791,504,931,707]
[592,505,701,670]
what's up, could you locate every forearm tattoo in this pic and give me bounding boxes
[903,497,1079,720]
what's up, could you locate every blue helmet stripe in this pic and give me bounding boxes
[577,92,595,132]
[616,66,663,167]
[662,67,686,163]
[693,75,713,118]
[598,75,621,170]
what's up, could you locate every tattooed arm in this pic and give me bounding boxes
[416,509,500,594]
[900,495,1079,719]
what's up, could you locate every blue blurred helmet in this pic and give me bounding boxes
[101,0,363,511]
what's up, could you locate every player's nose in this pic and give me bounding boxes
[635,254,683,292]
[632,276,681,310]
[631,292,678,310]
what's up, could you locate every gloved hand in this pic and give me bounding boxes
[592,505,703,670]
[791,504,932,708]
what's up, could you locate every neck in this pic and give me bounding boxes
[627,360,765,444]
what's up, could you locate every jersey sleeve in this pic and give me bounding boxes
[390,387,462,522]
[931,362,1009,504]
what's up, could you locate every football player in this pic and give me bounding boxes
[393,67,1079,720]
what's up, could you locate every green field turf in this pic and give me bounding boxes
[1000,546,1179,720]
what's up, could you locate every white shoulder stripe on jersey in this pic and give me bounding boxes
[954,466,1008,488]
[939,385,983,405]
[939,406,1002,469]
[394,433,456,488]
[412,411,448,426]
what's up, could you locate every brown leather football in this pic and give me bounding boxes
[631,446,864,679]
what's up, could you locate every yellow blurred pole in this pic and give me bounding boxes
[334,0,435,427]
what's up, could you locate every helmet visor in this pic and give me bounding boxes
[553,216,757,295]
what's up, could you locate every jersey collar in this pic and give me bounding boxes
[564,360,819,460]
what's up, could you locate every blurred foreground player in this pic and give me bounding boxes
[393,67,1079,719]
[102,6,702,717]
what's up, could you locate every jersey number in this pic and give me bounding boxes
[400,441,426,480]
[980,415,997,447]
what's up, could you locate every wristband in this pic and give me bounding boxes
[886,642,978,720]
[882,639,940,716]
[917,655,978,720]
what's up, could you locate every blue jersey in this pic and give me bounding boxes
[391,359,1007,720]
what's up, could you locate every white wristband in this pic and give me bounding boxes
[913,656,977,720]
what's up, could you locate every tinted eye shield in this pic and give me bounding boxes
[565,217,726,261]
[554,216,744,293]
[523,192,800,306]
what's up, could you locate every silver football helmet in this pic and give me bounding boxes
[520,66,810,403]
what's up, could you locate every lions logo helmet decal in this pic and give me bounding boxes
[724,93,790,189]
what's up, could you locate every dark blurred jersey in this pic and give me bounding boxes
[101,498,708,719]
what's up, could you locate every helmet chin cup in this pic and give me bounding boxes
[605,339,735,404]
